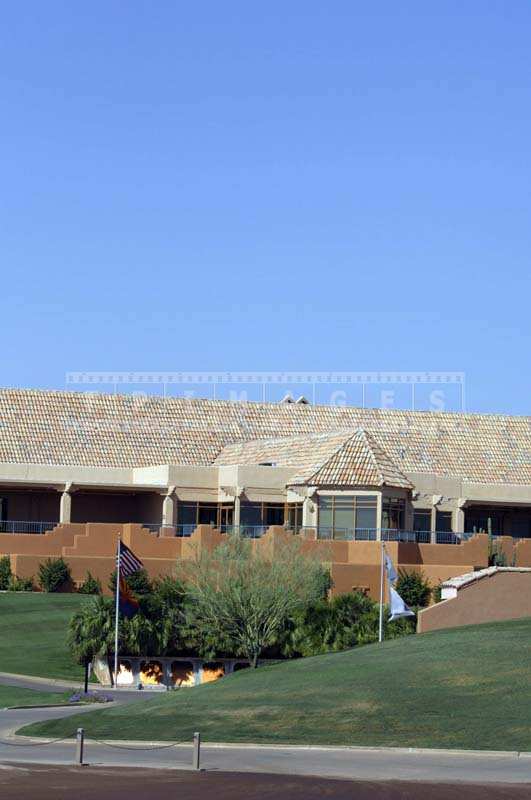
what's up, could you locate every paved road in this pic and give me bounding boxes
[2,763,530,800]
[1,706,531,785]
[1,683,531,785]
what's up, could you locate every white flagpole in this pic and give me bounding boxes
[378,541,385,643]
[113,535,120,688]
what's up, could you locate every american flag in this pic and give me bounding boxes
[117,541,143,578]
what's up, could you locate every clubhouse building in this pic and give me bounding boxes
[1,388,531,598]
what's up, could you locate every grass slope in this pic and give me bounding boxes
[0,593,87,681]
[0,684,71,708]
[19,618,531,751]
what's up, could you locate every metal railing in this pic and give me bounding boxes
[145,523,271,539]
[0,520,57,535]
[315,527,466,544]
[316,527,378,541]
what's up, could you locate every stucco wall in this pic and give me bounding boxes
[418,571,531,633]
[0,523,510,600]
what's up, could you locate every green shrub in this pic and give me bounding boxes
[38,557,71,593]
[432,582,443,603]
[107,567,152,596]
[78,571,102,595]
[8,575,34,591]
[395,569,431,609]
[0,555,12,590]
[281,591,414,658]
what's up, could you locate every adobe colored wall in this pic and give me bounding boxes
[3,523,529,600]
[417,571,531,633]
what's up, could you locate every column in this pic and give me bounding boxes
[162,487,176,528]
[376,493,383,541]
[233,488,243,527]
[302,490,317,531]
[431,495,442,544]
[59,484,72,523]
[453,498,466,534]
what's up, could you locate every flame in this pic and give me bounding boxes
[140,661,164,685]
[115,661,134,686]
[202,663,225,683]
[171,662,195,687]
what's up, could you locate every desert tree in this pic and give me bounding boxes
[182,532,329,667]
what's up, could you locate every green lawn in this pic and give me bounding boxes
[18,617,531,751]
[0,592,87,681]
[0,683,72,708]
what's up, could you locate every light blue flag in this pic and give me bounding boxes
[388,585,415,621]
[384,551,398,585]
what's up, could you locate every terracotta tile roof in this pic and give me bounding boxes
[216,428,412,488]
[292,429,413,488]
[215,430,355,476]
[0,388,530,485]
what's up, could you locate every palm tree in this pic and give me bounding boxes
[68,595,116,665]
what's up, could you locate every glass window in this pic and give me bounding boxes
[318,497,333,533]
[435,510,452,532]
[382,497,405,531]
[413,509,431,532]
[318,495,378,539]
[264,504,285,526]
[179,502,197,526]
[240,502,263,526]
[334,496,355,532]
[465,510,504,535]
[198,504,218,525]
[287,503,303,532]
[356,504,377,531]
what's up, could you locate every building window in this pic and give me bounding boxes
[287,503,303,532]
[436,510,452,532]
[382,497,405,531]
[318,495,378,539]
[240,502,287,529]
[465,510,504,535]
[177,501,232,532]
[413,509,431,532]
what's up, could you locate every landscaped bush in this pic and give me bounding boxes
[38,557,71,593]
[281,591,415,658]
[8,575,34,591]
[78,572,102,595]
[0,555,12,590]
[395,569,431,609]
[107,567,152,596]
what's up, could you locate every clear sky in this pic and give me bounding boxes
[1,2,530,414]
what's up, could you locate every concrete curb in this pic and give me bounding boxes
[8,734,531,759]
[0,672,81,689]
[5,703,88,711]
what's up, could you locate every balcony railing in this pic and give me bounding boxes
[0,520,57,535]
[316,527,467,544]
[0,519,471,544]
[316,527,378,541]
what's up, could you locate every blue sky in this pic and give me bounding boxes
[1,2,530,414]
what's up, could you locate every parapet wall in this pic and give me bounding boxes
[418,570,531,633]
[0,523,517,600]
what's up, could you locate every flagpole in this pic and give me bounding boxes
[378,541,385,643]
[113,535,120,688]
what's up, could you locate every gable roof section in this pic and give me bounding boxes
[290,429,413,488]
[215,429,355,477]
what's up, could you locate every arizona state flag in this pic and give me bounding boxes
[118,575,140,619]
[116,541,143,619]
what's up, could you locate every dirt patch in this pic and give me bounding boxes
[0,764,530,800]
